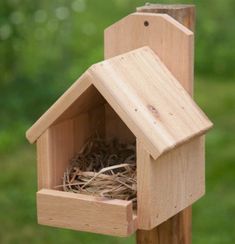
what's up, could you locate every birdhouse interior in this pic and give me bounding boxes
[37,84,137,205]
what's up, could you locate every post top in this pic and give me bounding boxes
[136,3,195,32]
[137,3,195,11]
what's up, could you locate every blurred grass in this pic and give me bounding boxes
[0,0,235,243]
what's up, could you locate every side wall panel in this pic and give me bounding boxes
[137,136,205,229]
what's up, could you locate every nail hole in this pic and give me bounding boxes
[144,21,149,27]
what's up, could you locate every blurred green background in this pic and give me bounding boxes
[0,0,234,243]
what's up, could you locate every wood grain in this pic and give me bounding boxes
[136,4,195,32]
[105,13,194,94]
[137,136,205,230]
[36,129,52,189]
[37,189,137,237]
[89,47,212,159]
[37,119,74,189]
[137,208,191,244]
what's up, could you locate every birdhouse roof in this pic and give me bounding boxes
[26,47,212,159]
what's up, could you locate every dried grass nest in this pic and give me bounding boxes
[60,135,137,207]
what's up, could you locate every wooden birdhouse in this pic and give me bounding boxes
[26,10,212,238]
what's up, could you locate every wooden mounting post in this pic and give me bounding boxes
[136,4,195,244]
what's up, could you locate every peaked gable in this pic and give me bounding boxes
[26,47,212,159]
[105,13,194,94]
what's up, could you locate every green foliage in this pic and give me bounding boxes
[193,78,235,244]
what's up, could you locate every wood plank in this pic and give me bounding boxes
[89,47,212,159]
[137,136,205,230]
[37,189,137,237]
[136,140,152,227]
[37,119,75,189]
[37,129,53,189]
[105,13,194,94]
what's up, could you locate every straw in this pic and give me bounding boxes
[58,135,137,208]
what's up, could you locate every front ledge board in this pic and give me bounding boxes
[37,189,137,237]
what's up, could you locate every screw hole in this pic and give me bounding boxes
[144,21,149,27]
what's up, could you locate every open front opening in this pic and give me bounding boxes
[62,132,137,207]
[46,85,137,209]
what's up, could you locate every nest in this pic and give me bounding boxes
[59,135,137,207]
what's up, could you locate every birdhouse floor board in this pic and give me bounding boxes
[37,189,137,237]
